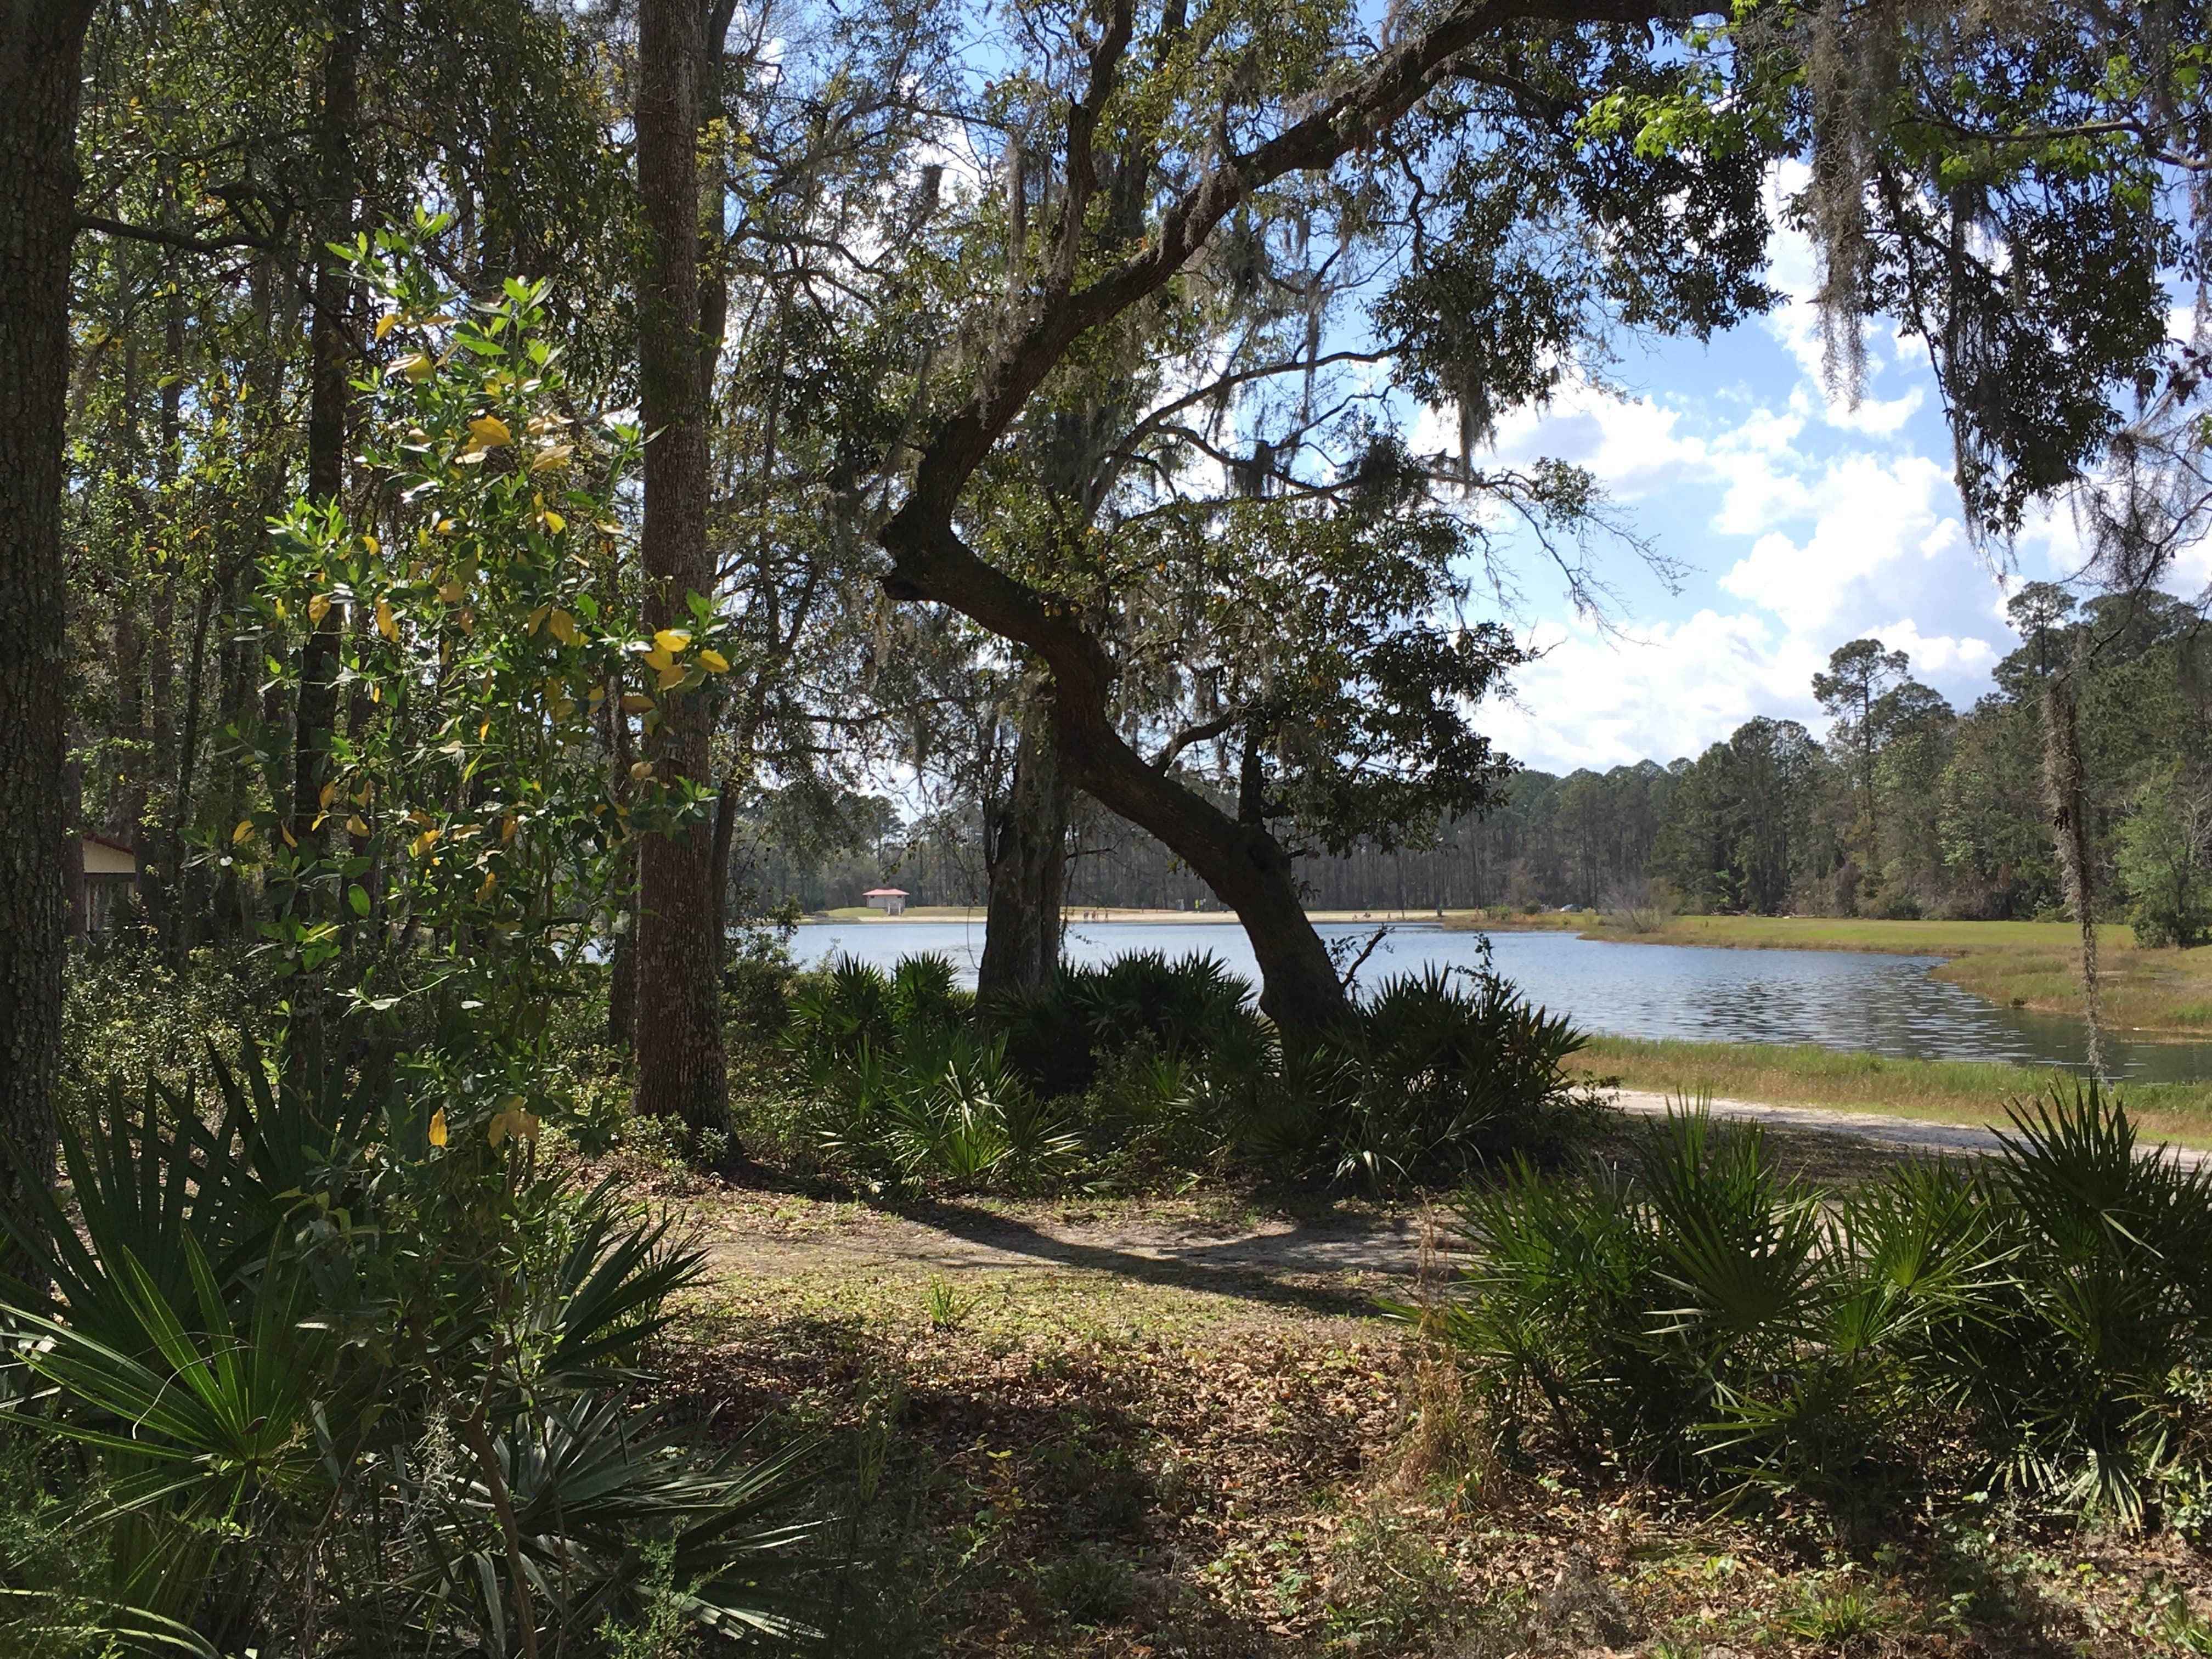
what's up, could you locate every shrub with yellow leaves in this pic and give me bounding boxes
[211,213,741,1140]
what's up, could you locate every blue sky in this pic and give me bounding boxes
[1448,176,2210,778]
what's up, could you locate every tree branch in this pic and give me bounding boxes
[75,212,267,255]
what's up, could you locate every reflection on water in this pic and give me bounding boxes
[788,919,2212,1084]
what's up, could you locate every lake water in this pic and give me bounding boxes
[788,918,2212,1084]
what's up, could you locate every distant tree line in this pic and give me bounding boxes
[744,584,2212,945]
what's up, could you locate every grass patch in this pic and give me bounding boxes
[1576,1034,2212,1143]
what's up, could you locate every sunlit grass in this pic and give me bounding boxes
[1575,1034,2212,1146]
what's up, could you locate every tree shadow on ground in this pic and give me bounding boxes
[887,1197,1427,1319]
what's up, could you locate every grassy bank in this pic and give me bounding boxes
[1458,911,2212,1038]
[1576,1033,2212,1144]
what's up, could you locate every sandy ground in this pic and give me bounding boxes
[1616,1085,2212,1166]
[697,1090,2150,1302]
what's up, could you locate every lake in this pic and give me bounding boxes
[787,918,2212,1084]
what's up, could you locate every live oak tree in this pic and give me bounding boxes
[848,0,2212,1039]
[864,0,1778,1032]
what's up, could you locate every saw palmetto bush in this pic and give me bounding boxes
[0,1039,812,1656]
[787,955,1081,1192]
[789,950,1603,1193]
[1299,966,1605,1187]
[1441,1084,2212,1527]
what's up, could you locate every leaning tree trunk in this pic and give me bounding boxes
[0,0,98,1238]
[977,707,1074,1005]
[632,0,729,1135]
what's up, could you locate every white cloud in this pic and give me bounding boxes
[1432,156,2066,772]
[1481,381,1714,501]
[1482,610,1825,773]
[1865,618,1999,679]
[1716,450,1960,629]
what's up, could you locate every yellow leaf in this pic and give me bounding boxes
[273,596,289,620]
[466,414,511,449]
[656,664,686,691]
[501,815,518,841]
[232,820,255,844]
[653,628,692,654]
[477,871,498,901]
[396,351,435,382]
[642,647,674,672]
[410,828,442,857]
[529,444,574,472]
[428,1108,448,1148]
[630,760,654,780]
[319,780,338,809]
[620,693,653,713]
[586,683,606,704]
[280,825,296,848]
[526,604,551,634]
[539,510,566,534]
[438,580,466,603]
[549,609,579,646]
[478,720,492,741]
[346,815,370,837]
[370,682,382,703]
[363,533,381,555]
[435,518,455,534]
[307,592,332,624]
[487,1113,507,1148]
[698,648,730,673]
[375,597,398,641]
[551,696,575,720]
[374,313,397,341]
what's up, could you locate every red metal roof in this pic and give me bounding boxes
[862,888,909,897]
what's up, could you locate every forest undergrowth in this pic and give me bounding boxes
[22,940,2212,1656]
[618,1139,2212,1658]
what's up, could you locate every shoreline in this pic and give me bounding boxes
[804,906,1452,926]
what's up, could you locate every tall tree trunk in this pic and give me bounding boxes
[977,706,1071,1005]
[144,207,184,935]
[0,0,98,1237]
[289,0,360,851]
[2043,662,2107,1078]
[604,665,639,1047]
[633,0,727,1132]
[167,583,215,963]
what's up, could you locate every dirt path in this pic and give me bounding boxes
[1616,1086,2212,1167]
[700,1090,2119,1304]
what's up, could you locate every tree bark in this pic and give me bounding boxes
[289,0,360,853]
[883,524,1349,1034]
[977,704,1071,1005]
[0,0,98,1234]
[633,0,728,1132]
[2043,662,2107,1078]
